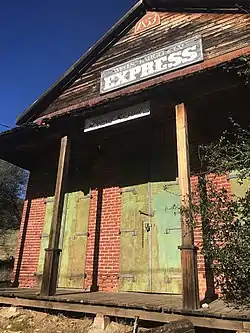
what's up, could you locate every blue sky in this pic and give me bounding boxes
[0,0,135,132]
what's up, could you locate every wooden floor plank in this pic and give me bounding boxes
[0,295,246,331]
[0,288,249,331]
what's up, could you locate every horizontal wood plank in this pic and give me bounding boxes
[0,295,248,331]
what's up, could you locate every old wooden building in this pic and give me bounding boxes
[1,0,250,322]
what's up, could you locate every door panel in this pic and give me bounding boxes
[58,191,90,288]
[230,171,250,198]
[119,184,150,292]
[37,197,55,278]
[58,192,77,287]
[119,180,182,294]
[151,181,182,294]
[37,191,90,288]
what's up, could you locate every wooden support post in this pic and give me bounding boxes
[40,136,70,296]
[175,103,199,310]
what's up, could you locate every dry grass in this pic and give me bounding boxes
[0,307,133,333]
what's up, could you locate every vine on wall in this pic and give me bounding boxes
[185,119,250,306]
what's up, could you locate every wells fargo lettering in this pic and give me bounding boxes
[100,36,203,94]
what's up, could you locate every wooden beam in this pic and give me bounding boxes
[0,296,248,331]
[175,103,199,310]
[40,136,70,296]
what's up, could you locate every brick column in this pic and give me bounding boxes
[85,187,122,292]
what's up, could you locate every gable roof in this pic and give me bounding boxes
[16,0,250,125]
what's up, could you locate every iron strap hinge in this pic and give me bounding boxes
[178,245,199,251]
[77,194,92,201]
[45,198,54,204]
[165,227,181,234]
[72,232,89,240]
[40,233,49,239]
[119,274,135,280]
[120,187,137,194]
[75,232,89,236]
[119,228,137,236]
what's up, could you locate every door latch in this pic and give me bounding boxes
[145,223,151,232]
[139,210,155,217]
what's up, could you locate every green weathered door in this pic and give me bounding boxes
[119,183,150,292]
[119,181,181,294]
[151,181,182,294]
[230,171,250,198]
[58,191,90,288]
[36,196,55,282]
[37,191,90,288]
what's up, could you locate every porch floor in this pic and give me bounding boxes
[0,288,249,331]
[0,288,182,311]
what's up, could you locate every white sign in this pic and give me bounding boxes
[100,35,203,94]
[84,101,150,132]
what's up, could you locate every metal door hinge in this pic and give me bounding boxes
[72,232,89,240]
[77,194,92,201]
[120,187,137,194]
[165,228,181,234]
[119,273,135,280]
[45,198,54,204]
[229,173,238,179]
[119,228,137,236]
[40,233,49,239]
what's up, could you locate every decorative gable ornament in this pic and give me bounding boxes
[135,12,161,34]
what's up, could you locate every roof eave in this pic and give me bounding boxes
[144,0,250,9]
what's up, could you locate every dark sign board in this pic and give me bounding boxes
[84,101,150,132]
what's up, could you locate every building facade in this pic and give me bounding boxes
[1,0,250,310]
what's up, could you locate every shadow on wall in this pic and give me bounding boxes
[12,199,32,287]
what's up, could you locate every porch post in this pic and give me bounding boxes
[40,136,70,296]
[175,103,199,310]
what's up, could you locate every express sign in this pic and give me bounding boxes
[100,36,203,94]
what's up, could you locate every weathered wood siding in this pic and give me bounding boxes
[40,11,250,118]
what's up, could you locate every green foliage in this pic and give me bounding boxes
[188,178,250,305]
[0,160,28,229]
[224,55,250,85]
[198,118,250,179]
[186,120,250,306]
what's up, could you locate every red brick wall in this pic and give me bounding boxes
[190,176,206,299]
[11,169,53,288]
[191,173,231,300]
[85,187,122,292]
[11,197,45,287]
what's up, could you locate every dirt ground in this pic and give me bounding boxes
[0,306,133,333]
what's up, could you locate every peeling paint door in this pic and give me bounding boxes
[36,196,55,281]
[58,191,90,288]
[151,181,182,294]
[37,191,90,288]
[119,181,181,294]
[230,171,250,198]
[119,184,150,292]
